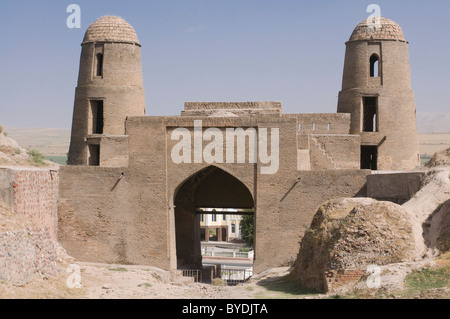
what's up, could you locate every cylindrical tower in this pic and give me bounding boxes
[68,16,145,166]
[337,17,420,171]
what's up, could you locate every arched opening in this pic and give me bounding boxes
[370,54,379,78]
[173,166,255,282]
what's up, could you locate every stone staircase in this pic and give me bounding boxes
[310,136,338,170]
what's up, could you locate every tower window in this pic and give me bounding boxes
[362,97,378,132]
[90,100,104,135]
[88,144,100,166]
[370,54,379,78]
[361,146,378,170]
[96,53,103,77]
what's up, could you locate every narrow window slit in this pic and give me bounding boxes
[370,54,379,78]
[96,53,104,77]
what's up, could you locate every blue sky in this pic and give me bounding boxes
[0,0,449,128]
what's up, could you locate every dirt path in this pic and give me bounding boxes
[1,258,449,299]
[0,261,304,299]
[79,262,241,299]
[75,262,306,299]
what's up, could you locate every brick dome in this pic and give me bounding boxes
[83,16,140,45]
[349,17,406,42]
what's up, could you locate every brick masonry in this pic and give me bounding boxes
[0,167,59,238]
[325,269,366,292]
[59,15,421,275]
[337,17,420,171]
[0,167,63,286]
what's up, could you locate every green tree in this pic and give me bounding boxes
[240,215,254,247]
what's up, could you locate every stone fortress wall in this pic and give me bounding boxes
[0,166,63,286]
[0,167,59,237]
[56,15,423,275]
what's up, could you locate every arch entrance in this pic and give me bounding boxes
[173,166,255,272]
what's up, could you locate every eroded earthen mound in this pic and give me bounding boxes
[436,201,450,252]
[423,200,450,253]
[426,148,450,168]
[292,198,416,293]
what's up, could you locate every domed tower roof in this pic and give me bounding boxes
[83,16,140,45]
[349,17,406,42]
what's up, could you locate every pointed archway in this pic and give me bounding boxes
[173,166,254,270]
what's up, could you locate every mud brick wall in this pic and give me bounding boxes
[57,166,133,265]
[309,134,361,170]
[0,167,59,238]
[367,171,425,204]
[284,113,352,135]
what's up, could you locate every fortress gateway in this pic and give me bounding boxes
[59,16,420,274]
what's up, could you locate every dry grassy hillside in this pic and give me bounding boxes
[0,127,57,167]
[3,127,70,157]
[3,127,70,165]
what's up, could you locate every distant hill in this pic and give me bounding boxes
[417,112,450,134]
[418,133,450,159]
[416,112,450,162]
[4,127,70,163]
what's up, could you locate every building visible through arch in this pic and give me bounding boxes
[172,166,254,270]
[58,15,421,276]
[199,208,250,243]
